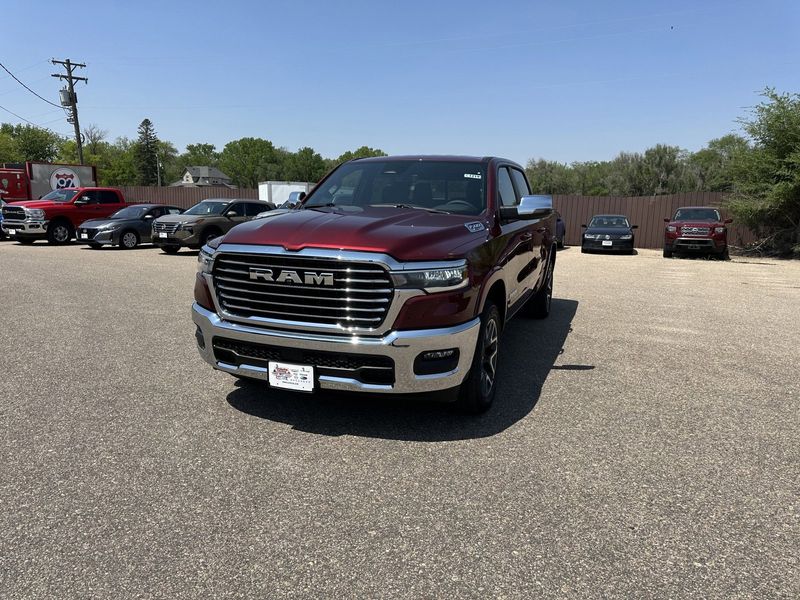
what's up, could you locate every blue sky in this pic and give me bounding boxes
[2,0,799,165]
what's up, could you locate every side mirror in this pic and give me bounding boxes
[225,210,239,218]
[724,218,733,224]
[631,225,639,229]
[298,192,306,202]
[499,194,553,221]
[143,214,154,220]
[664,218,670,223]
[580,224,587,228]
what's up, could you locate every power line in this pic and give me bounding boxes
[0,61,61,108]
[0,102,39,126]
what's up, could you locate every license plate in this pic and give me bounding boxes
[602,240,612,246]
[688,244,700,249]
[158,232,168,238]
[7,229,16,235]
[80,233,88,239]
[268,361,314,392]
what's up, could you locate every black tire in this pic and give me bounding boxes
[201,228,222,246]
[580,245,588,254]
[557,237,565,249]
[525,260,554,319]
[119,230,139,249]
[18,237,35,245]
[456,302,501,414]
[88,242,102,249]
[47,221,73,245]
[663,248,673,258]
[161,244,180,254]
[719,247,730,260]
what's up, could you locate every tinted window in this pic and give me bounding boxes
[673,208,720,221]
[147,207,164,218]
[305,161,486,215]
[184,201,230,216]
[244,202,267,216]
[588,216,630,228]
[80,191,100,204]
[110,205,150,219]
[99,190,120,204]
[497,168,517,207]
[510,169,530,200]
[165,207,182,215]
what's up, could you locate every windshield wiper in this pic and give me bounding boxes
[370,203,450,214]
[303,202,337,210]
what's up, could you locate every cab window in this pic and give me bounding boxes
[497,168,517,207]
[510,169,530,201]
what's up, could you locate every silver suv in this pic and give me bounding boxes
[152,198,273,254]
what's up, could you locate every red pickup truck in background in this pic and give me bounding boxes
[1,187,127,244]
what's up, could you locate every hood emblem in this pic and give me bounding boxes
[249,268,334,286]
[465,222,486,233]
[605,234,610,240]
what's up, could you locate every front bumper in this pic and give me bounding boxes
[667,237,726,253]
[153,229,200,248]
[581,238,633,252]
[77,229,117,245]
[192,303,480,394]
[1,219,48,239]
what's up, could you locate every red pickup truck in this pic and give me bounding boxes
[192,155,557,413]
[1,187,127,244]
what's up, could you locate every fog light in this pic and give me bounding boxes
[195,326,205,350]
[414,348,460,375]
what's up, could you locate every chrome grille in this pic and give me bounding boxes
[153,221,180,234]
[2,206,26,220]
[212,253,394,330]
[681,226,710,236]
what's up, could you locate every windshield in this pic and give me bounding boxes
[41,189,78,203]
[109,205,150,219]
[674,208,720,221]
[589,216,630,228]
[305,160,487,215]
[183,200,230,216]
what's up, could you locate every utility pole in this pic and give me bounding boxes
[51,59,88,165]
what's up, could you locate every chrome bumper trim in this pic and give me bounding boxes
[192,303,480,394]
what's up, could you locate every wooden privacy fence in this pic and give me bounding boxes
[553,192,756,249]
[119,187,756,250]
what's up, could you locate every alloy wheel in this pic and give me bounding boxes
[480,317,499,397]
[122,232,137,248]
[53,225,70,242]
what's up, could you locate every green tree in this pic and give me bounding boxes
[689,134,750,192]
[0,130,22,162]
[336,146,387,163]
[727,88,800,255]
[0,123,63,162]
[525,159,576,194]
[219,137,280,188]
[283,146,328,182]
[133,118,160,186]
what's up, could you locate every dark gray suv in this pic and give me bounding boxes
[152,198,273,254]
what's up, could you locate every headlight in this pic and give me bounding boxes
[25,208,45,219]
[197,249,214,274]
[178,224,194,234]
[390,262,468,292]
[584,234,596,239]
[714,226,725,233]
[667,226,677,232]
[620,234,632,240]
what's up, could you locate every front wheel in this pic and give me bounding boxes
[663,248,673,258]
[456,302,501,414]
[161,244,180,254]
[18,237,35,245]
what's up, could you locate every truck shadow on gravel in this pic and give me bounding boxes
[226,298,580,441]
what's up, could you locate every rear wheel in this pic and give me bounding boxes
[525,261,553,319]
[47,221,73,245]
[456,302,501,414]
[120,230,139,249]
[161,244,180,254]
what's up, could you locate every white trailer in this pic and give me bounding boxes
[258,181,313,207]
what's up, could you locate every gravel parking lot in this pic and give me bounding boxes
[1,242,798,599]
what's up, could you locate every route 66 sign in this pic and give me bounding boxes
[50,168,81,190]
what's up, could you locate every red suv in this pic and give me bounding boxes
[663,206,732,259]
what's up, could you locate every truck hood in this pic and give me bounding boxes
[7,200,64,209]
[220,206,490,261]
[155,213,207,224]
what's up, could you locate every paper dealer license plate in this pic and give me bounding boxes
[8,229,16,235]
[268,361,314,392]
[159,232,168,238]
[602,240,613,246]
[80,233,88,239]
